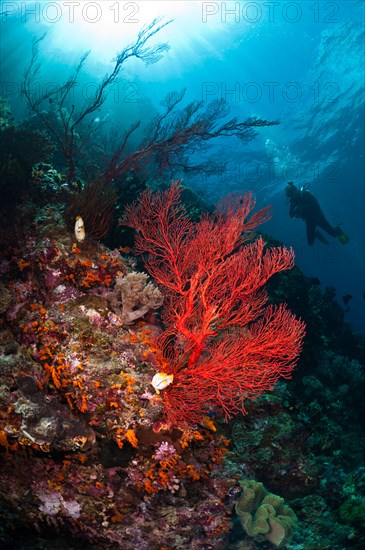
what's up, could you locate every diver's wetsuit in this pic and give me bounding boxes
[288,188,341,245]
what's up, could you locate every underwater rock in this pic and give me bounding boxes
[0,283,11,315]
[16,375,95,452]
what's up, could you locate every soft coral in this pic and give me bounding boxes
[122,182,305,425]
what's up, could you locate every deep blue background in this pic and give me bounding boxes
[1,1,364,332]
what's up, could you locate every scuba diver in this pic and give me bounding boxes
[285,181,349,245]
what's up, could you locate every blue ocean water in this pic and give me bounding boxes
[1,0,364,332]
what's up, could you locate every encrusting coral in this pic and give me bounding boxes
[0,283,11,314]
[0,199,237,548]
[235,479,297,547]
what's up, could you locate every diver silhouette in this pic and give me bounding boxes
[285,182,349,246]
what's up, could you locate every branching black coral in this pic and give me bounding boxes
[22,18,172,184]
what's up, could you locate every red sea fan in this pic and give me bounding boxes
[121,181,305,425]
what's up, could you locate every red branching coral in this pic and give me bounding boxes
[121,181,305,425]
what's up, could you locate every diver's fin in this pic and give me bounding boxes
[337,230,349,245]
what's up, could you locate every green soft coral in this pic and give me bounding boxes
[235,479,297,547]
[339,498,365,525]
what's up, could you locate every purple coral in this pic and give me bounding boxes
[153,441,177,461]
[37,490,81,519]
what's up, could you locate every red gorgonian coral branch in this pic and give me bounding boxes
[121,181,305,425]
